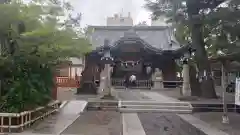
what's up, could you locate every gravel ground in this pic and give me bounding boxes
[116,89,151,100]
[62,111,121,135]
[193,112,240,135]
[138,113,206,135]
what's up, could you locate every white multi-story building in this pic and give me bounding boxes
[106,12,133,26]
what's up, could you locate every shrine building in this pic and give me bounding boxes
[79,25,189,94]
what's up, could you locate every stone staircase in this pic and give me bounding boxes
[118,101,193,114]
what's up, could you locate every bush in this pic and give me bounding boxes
[0,55,54,113]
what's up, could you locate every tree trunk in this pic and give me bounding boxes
[187,0,217,98]
[191,24,217,98]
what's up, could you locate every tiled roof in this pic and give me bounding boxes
[88,25,180,51]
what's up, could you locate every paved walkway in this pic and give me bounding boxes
[139,91,179,102]
[7,88,234,135]
[122,113,146,135]
[62,111,121,135]
[193,112,240,135]
[115,89,151,101]
[117,89,230,135]
[22,100,87,135]
[156,87,235,104]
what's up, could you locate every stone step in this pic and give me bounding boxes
[120,101,191,106]
[119,108,192,113]
[121,104,192,110]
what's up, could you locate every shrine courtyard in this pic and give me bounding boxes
[7,27,239,135]
[8,87,234,135]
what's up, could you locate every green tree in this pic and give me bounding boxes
[145,0,240,98]
[0,0,91,112]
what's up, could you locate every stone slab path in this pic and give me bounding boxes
[139,91,179,102]
[115,89,151,101]
[122,113,146,135]
[22,100,87,135]
[62,111,121,135]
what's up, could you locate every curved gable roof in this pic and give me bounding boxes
[88,25,180,51]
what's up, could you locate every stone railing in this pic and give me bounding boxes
[0,101,61,133]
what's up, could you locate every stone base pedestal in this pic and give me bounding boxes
[151,81,164,90]
[77,82,97,94]
[182,63,191,96]
[182,85,191,96]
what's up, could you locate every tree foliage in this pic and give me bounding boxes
[146,0,240,56]
[145,0,240,98]
[0,0,90,112]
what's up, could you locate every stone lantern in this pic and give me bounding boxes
[99,39,115,99]
[181,46,196,96]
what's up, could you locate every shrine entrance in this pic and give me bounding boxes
[78,29,186,94]
[109,38,164,89]
[111,44,150,80]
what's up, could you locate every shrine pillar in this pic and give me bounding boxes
[151,68,164,90]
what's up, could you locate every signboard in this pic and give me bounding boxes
[235,78,240,105]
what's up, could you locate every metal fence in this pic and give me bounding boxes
[111,79,183,89]
[111,79,152,89]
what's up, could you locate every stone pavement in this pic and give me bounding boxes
[155,86,235,104]
[22,100,87,135]
[61,111,121,135]
[118,89,230,135]
[122,113,146,135]
[193,112,240,135]
[5,88,234,135]
[115,89,151,101]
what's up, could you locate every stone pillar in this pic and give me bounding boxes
[98,64,107,94]
[182,62,191,96]
[151,68,164,90]
[105,64,111,95]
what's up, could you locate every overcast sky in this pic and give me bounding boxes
[69,0,151,27]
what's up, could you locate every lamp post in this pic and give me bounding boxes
[100,40,114,99]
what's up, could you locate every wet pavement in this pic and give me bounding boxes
[193,112,240,135]
[9,89,229,135]
[138,113,206,135]
[62,111,121,135]
[23,100,87,135]
[115,89,151,100]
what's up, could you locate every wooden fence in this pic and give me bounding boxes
[56,76,80,88]
[0,101,61,133]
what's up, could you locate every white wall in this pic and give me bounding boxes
[68,57,85,78]
[70,67,83,78]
